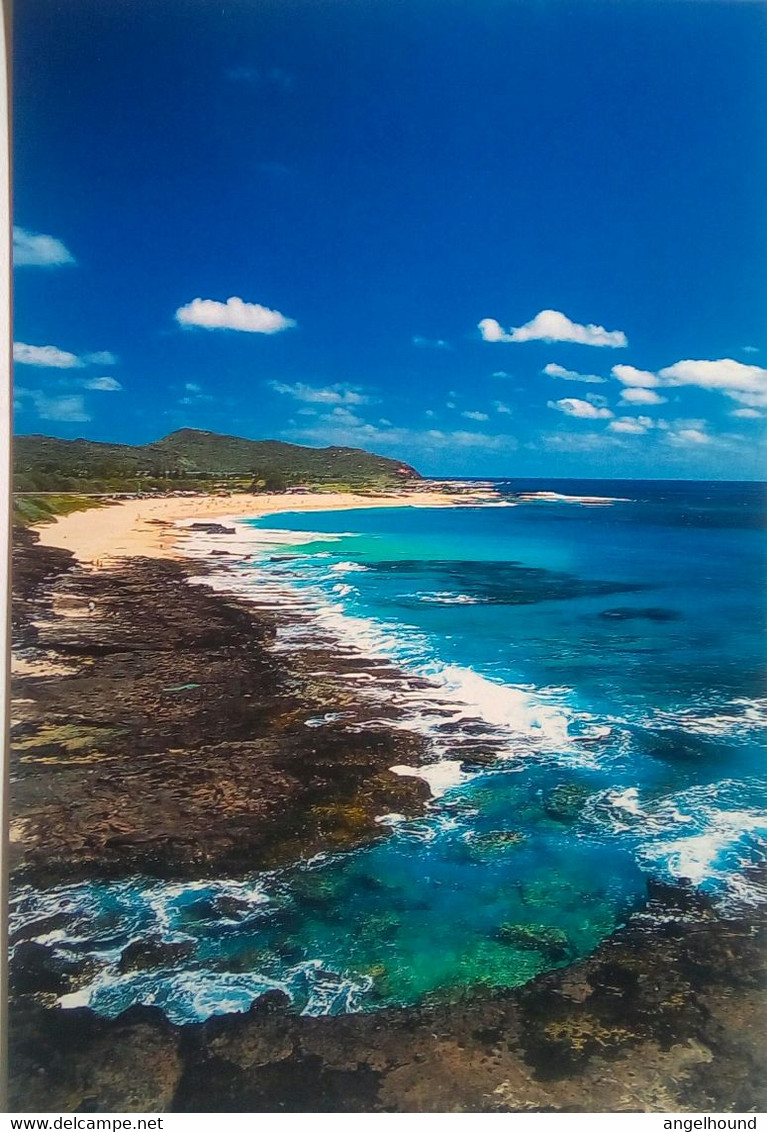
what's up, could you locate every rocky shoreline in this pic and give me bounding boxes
[8,528,767,1112]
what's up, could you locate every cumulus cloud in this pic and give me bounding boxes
[462,410,489,421]
[548,397,613,420]
[493,401,512,415]
[608,415,656,435]
[479,309,627,348]
[612,364,660,389]
[270,381,370,406]
[614,357,767,406]
[176,296,296,334]
[491,370,511,378]
[620,387,667,405]
[13,342,84,368]
[15,388,90,422]
[658,358,767,395]
[668,427,710,445]
[543,362,605,384]
[13,226,75,267]
[85,376,122,391]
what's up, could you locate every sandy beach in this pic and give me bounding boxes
[34,489,494,565]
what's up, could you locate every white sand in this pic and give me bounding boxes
[34,489,495,565]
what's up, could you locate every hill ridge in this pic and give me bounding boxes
[14,429,422,493]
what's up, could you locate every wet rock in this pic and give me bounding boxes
[188,523,235,534]
[542,783,591,823]
[9,942,99,997]
[249,990,292,1015]
[471,830,525,850]
[10,942,70,996]
[118,935,196,973]
[496,923,571,961]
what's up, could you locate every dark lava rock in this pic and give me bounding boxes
[249,990,292,1016]
[10,943,70,996]
[9,942,98,997]
[118,935,196,974]
[188,523,235,534]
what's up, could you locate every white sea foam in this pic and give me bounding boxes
[515,492,630,506]
[390,759,467,798]
[180,523,590,781]
[647,697,767,738]
[416,591,484,605]
[586,780,767,908]
[329,561,369,573]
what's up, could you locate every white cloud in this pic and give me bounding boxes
[620,387,667,405]
[493,400,512,415]
[462,410,489,421]
[668,427,710,445]
[15,388,90,422]
[548,397,613,420]
[13,342,84,368]
[185,382,202,393]
[84,351,118,366]
[658,358,767,395]
[742,346,760,355]
[612,364,660,389]
[731,407,763,419]
[270,381,370,406]
[413,336,450,349]
[285,410,515,456]
[491,370,511,378]
[540,431,625,452]
[479,309,627,348]
[608,415,655,435]
[543,362,605,384]
[728,390,767,408]
[13,226,75,267]
[85,376,122,392]
[176,296,296,334]
[614,357,767,406]
[14,342,117,370]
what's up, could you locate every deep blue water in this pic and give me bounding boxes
[11,480,767,1022]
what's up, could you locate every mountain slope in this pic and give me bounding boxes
[13,429,422,492]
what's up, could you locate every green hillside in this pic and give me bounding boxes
[13,429,422,493]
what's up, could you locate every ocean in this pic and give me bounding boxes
[11,480,767,1023]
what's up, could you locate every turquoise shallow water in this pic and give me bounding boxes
[11,480,767,1022]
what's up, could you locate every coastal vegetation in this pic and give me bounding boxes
[12,492,106,528]
[14,428,421,495]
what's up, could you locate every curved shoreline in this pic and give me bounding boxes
[33,487,499,565]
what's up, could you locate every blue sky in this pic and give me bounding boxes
[12,0,767,478]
